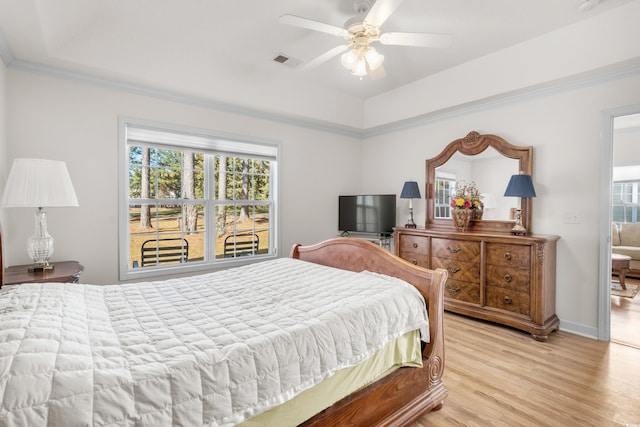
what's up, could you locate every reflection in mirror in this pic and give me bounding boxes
[434,148,520,220]
[425,131,533,234]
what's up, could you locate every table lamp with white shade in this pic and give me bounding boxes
[1,158,79,272]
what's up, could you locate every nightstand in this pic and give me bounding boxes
[3,261,84,287]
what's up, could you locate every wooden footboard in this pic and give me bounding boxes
[290,238,448,426]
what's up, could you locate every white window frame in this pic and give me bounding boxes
[118,117,280,280]
[612,180,640,223]
[434,170,456,219]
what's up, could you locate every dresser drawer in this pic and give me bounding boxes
[398,234,429,255]
[486,265,530,292]
[486,286,530,316]
[444,279,480,304]
[486,243,531,269]
[399,251,429,268]
[432,238,481,262]
[432,257,480,283]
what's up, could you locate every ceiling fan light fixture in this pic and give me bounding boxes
[365,47,384,71]
[352,57,368,76]
[341,49,359,70]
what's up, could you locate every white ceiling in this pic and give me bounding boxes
[0,0,635,106]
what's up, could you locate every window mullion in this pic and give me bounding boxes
[205,155,215,262]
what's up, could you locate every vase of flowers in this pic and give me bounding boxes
[450,181,482,231]
[452,208,472,231]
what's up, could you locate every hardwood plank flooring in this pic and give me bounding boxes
[611,277,640,348]
[412,312,640,427]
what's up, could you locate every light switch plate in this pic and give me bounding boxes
[563,210,582,224]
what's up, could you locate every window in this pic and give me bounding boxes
[119,119,279,280]
[434,171,456,219]
[612,180,640,223]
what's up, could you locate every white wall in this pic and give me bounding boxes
[361,73,640,337]
[4,70,363,283]
[613,126,640,167]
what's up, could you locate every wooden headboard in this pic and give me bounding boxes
[290,237,448,425]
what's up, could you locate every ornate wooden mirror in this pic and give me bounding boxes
[425,131,533,234]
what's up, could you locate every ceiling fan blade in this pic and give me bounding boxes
[379,32,453,48]
[279,14,348,37]
[364,0,405,28]
[299,44,349,71]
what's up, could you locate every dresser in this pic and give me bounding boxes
[395,227,560,341]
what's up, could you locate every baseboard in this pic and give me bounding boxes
[558,318,599,340]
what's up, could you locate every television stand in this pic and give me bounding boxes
[338,232,392,251]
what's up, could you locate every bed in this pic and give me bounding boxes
[0,236,448,426]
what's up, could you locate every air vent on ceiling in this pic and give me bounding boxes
[273,53,302,68]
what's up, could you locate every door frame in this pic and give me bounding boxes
[598,104,640,340]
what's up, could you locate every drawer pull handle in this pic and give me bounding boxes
[447,246,462,253]
[503,296,512,304]
[447,285,461,293]
[411,259,417,265]
[504,252,512,260]
[504,274,512,282]
[446,265,461,274]
[412,242,418,248]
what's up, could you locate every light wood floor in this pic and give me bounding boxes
[611,277,640,348]
[412,312,640,427]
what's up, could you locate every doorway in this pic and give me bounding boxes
[599,106,640,347]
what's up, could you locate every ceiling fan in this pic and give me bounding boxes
[278,0,452,79]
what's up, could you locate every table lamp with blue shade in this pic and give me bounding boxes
[0,158,79,272]
[504,173,536,235]
[400,180,421,228]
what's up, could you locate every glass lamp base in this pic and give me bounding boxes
[27,208,55,269]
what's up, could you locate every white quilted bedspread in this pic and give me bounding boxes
[0,258,428,426]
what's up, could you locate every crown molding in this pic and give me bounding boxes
[1,30,639,140]
[6,56,366,139]
[361,58,640,138]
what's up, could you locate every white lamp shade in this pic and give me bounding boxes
[1,158,79,208]
[365,48,384,71]
[351,57,368,76]
[341,49,359,70]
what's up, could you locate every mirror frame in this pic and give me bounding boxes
[426,131,533,234]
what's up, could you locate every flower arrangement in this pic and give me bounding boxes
[450,180,482,210]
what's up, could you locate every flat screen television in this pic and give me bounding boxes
[339,194,396,235]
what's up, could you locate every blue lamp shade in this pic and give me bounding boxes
[400,181,421,199]
[504,174,536,198]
